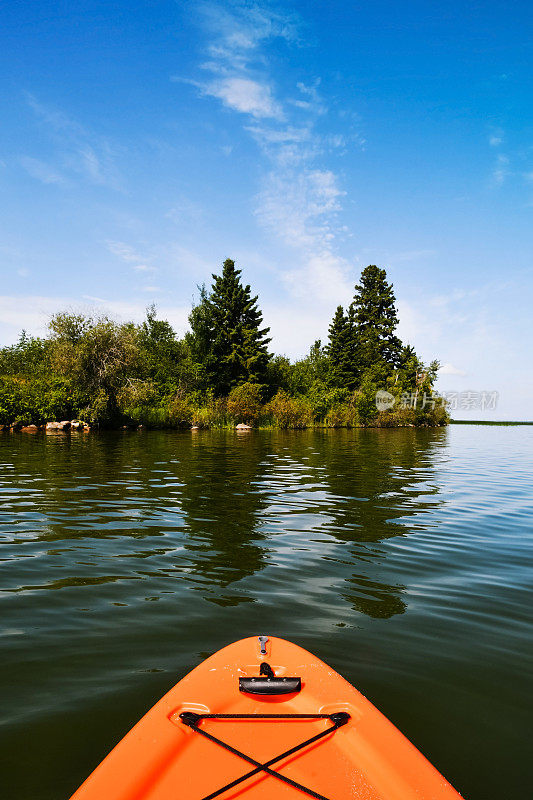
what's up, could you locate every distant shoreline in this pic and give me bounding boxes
[450,420,533,426]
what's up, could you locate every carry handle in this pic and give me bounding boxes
[239,676,302,695]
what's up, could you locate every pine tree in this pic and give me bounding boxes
[188,259,271,394]
[351,265,402,373]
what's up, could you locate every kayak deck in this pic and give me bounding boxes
[70,636,462,800]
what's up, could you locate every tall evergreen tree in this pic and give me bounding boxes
[327,305,358,389]
[188,259,271,394]
[351,265,402,373]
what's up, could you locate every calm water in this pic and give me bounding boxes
[0,427,531,799]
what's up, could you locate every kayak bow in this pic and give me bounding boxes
[70,635,462,799]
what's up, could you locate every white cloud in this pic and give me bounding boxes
[190,2,356,310]
[20,156,65,185]
[256,169,344,250]
[179,2,300,123]
[281,251,353,308]
[106,240,158,273]
[24,95,121,190]
[245,124,317,164]
[393,281,533,419]
[81,295,190,334]
[133,264,155,273]
[246,125,312,146]
[0,295,73,343]
[106,241,140,262]
[198,2,299,68]
[263,303,330,357]
[202,77,283,119]
[71,146,118,187]
[141,286,161,293]
[439,362,467,376]
[106,239,213,285]
[493,153,510,185]
[165,197,205,225]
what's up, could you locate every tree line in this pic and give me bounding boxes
[0,259,447,428]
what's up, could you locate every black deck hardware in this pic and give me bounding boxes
[179,710,350,800]
[239,660,302,695]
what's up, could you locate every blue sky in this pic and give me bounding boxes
[1,0,532,419]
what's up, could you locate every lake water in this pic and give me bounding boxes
[0,426,531,799]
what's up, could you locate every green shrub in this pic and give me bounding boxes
[306,383,350,421]
[0,376,84,424]
[264,390,312,428]
[168,392,194,427]
[324,402,359,427]
[190,392,227,428]
[227,382,263,424]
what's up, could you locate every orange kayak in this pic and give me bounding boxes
[70,636,463,800]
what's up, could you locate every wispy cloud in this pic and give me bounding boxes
[80,295,190,334]
[493,153,510,185]
[105,239,214,286]
[20,156,65,185]
[106,240,158,273]
[201,76,284,119]
[439,362,467,376]
[198,1,300,64]
[256,168,344,249]
[22,94,122,190]
[185,2,360,310]
[165,197,205,225]
[174,2,298,119]
[0,295,74,343]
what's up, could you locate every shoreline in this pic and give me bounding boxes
[3,420,531,432]
[0,420,448,433]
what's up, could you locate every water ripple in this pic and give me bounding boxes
[0,427,532,799]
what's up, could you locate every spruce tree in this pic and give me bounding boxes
[326,305,358,389]
[351,265,402,373]
[188,259,271,394]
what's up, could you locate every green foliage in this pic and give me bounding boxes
[227,382,263,424]
[0,375,84,424]
[0,260,447,429]
[305,383,349,419]
[0,331,52,377]
[354,372,381,425]
[352,265,402,373]
[323,264,443,424]
[188,259,271,394]
[287,340,329,395]
[327,307,357,389]
[264,390,313,428]
[190,392,227,428]
[265,354,292,395]
[140,304,197,393]
[324,402,359,428]
[49,313,142,422]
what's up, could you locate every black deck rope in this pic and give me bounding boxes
[179,710,350,800]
